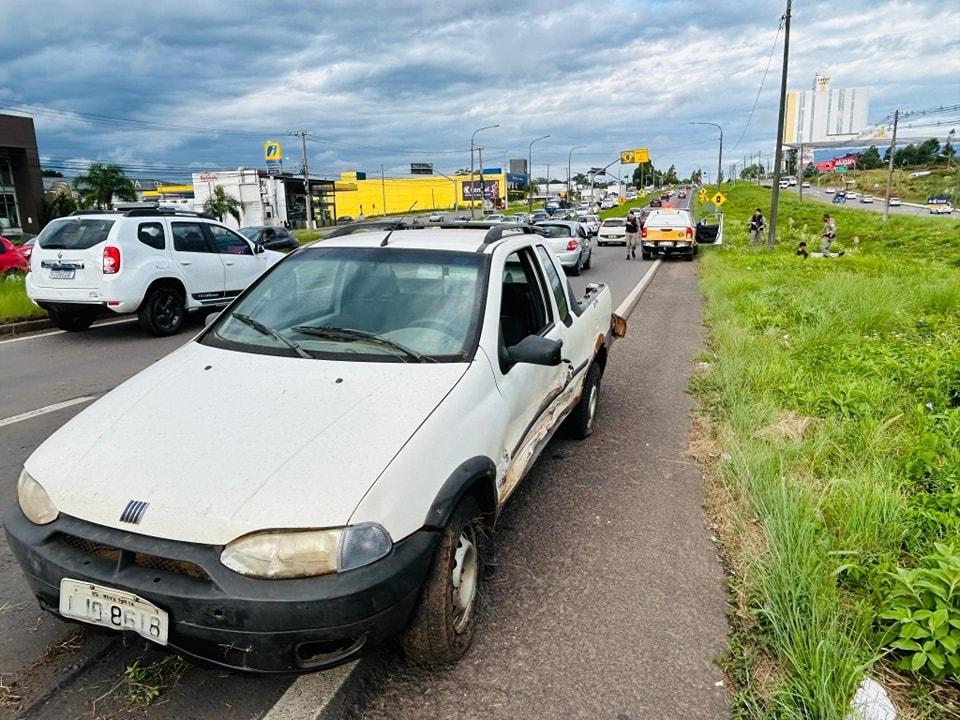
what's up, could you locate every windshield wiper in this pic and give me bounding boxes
[231,313,312,359]
[291,325,435,363]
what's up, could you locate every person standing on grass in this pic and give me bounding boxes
[748,207,766,244]
[821,213,837,255]
[624,210,639,260]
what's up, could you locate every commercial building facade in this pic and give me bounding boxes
[0,114,44,235]
[783,74,870,145]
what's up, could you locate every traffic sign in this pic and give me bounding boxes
[697,190,707,202]
[711,191,727,206]
[836,166,848,174]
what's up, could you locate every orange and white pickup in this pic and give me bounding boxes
[640,208,697,260]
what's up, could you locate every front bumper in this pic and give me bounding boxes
[4,509,438,673]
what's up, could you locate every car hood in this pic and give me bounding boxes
[26,342,468,545]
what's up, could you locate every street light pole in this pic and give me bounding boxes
[528,135,550,213]
[470,124,499,219]
[567,144,585,206]
[883,110,900,222]
[690,121,723,189]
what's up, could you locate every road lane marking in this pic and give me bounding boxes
[614,258,662,321]
[0,318,137,345]
[0,396,97,428]
[262,660,358,720]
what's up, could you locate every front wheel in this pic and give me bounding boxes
[402,497,484,665]
[138,286,185,336]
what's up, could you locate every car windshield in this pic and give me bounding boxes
[38,218,115,250]
[205,247,487,362]
[239,227,261,240]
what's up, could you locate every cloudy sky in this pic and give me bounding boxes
[1,0,957,182]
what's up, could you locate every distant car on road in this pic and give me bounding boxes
[239,226,299,252]
[801,182,811,188]
[534,220,592,275]
[859,195,875,204]
[846,191,859,200]
[336,215,354,224]
[825,187,836,194]
[600,198,616,210]
[1,235,30,277]
[927,196,953,214]
[596,217,627,246]
[428,212,444,222]
[889,197,902,207]
[576,214,600,236]
[529,210,549,224]
[509,212,530,224]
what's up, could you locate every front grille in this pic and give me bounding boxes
[60,534,209,581]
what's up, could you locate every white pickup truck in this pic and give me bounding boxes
[6,223,623,673]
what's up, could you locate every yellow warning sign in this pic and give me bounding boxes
[697,190,708,202]
[711,191,727,206]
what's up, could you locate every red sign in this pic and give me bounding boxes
[834,155,857,167]
[816,161,835,173]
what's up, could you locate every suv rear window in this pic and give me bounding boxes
[603,218,625,227]
[38,219,115,250]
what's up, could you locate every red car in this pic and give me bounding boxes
[0,236,29,276]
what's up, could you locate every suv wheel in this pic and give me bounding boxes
[402,497,484,664]
[138,286,185,336]
[48,308,95,332]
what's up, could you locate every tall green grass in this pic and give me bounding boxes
[695,184,960,717]
[0,275,45,323]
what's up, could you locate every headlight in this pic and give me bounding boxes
[17,469,59,525]
[220,524,392,579]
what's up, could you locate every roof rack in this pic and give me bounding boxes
[123,208,215,219]
[69,210,122,216]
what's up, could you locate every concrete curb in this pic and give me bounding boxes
[0,317,53,337]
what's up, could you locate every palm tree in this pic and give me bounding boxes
[73,164,137,210]
[203,185,242,224]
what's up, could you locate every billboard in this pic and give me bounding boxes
[462,180,501,201]
[410,162,433,175]
[264,140,283,175]
[509,158,528,176]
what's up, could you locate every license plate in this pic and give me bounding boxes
[49,269,75,280]
[59,579,168,645]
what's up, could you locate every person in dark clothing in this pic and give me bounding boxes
[748,208,766,244]
[625,211,639,259]
[796,241,808,258]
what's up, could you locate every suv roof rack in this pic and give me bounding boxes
[69,210,123,216]
[123,208,215,219]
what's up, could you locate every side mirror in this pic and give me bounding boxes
[204,311,220,327]
[506,335,563,366]
[254,243,265,254]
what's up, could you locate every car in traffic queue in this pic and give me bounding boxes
[5,222,622,673]
[529,210,549,224]
[239,226,300,252]
[534,220,592,275]
[428,212,444,222]
[859,195,875,204]
[927,196,953,214]
[889,197,902,207]
[640,208,697,260]
[576,214,600,236]
[596,217,627,246]
[25,209,284,335]
[1,235,30,276]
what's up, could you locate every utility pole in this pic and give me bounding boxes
[568,145,585,207]
[798,142,804,202]
[297,131,313,229]
[768,0,792,249]
[380,164,387,217]
[477,146,485,211]
[883,109,900,222]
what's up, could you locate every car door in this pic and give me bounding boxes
[535,244,593,380]
[170,221,225,305]
[204,223,267,301]
[490,245,566,504]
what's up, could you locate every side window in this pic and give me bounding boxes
[500,248,552,349]
[137,222,165,250]
[206,224,253,256]
[536,245,570,325]
[172,222,212,253]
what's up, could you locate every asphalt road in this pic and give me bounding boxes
[779,183,954,218]
[0,199,728,719]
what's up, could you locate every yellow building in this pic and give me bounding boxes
[333,170,508,217]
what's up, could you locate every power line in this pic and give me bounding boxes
[732,14,784,151]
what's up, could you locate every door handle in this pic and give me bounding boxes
[179,261,192,266]
[224,260,235,266]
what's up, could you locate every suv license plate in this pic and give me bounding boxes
[59,579,168,645]
[49,269,75,280]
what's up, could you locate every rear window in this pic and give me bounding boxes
[38,219,115,250]
[646,212,691,227]
[602,218,625,227]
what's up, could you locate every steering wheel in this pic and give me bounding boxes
[407,317,461,337]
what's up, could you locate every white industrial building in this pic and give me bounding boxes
[783,74,870,145]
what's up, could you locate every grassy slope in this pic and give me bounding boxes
[694,184,960,718]
[817,167,957,205]
[0,275,45,323]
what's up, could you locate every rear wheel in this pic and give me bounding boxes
[564,363,602,439]
[641,251,652,260]
[48,307,95,332]
[138,285,185,336]
[402,497,484,665]
[569,255,582,276]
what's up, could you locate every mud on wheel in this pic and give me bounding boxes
[402,497,485,664]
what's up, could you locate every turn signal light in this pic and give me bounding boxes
[103,246,121,274]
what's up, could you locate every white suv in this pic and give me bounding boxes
[27,209,283,335]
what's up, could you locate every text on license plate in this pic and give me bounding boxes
[59,578,168,645]
[49,269,75,279]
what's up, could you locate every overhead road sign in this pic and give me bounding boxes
[620,148,650,164]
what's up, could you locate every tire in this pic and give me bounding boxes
[685,250,695,261]
[402,497,484,665]
[138,285,186,337]
[564,363,602,439]
[569,255,582,276]
[48,307,95,332]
